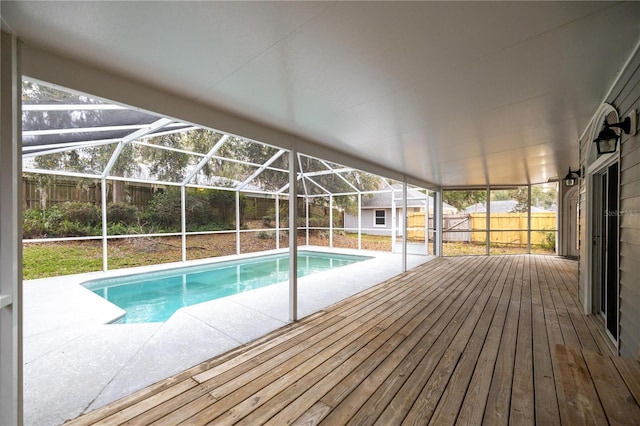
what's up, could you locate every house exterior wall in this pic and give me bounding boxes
[579,48,640,358]
[344,208,394,236]
[343,209,359,231]
[617,61,640,359]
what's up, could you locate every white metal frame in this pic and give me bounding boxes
[1,31,23,426]
[19,83,438,329]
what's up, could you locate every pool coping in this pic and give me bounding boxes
[23,246,434,426]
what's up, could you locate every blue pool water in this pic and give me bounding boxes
[83,251,372,324]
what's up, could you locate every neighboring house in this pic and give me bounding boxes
[344,184,457,236]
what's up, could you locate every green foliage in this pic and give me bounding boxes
[491,190,512,201]
[145,189,182,230]
[256,231,275,240]
[107,203,139,226]
[23,186,249,238]
[106,223,130,236]
[334,194,360,216]
[492,185,557,212]
[243,203,257,221]
[138,135,190,182]
[23,205,100,238]
[206,189,245,225]
[144,187,244,232]
[216,137,289,191]
[531,184,557,210]
[443,190,486,211]
[23,208,48,239]
[265,203,289,228]
[308,216,330,228]
[316,230,330,240]
[58,202,101,226]
[540,230,556,249]
[444,186,557,214]
[509,187,529,212]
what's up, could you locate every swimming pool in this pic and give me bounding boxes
[83,251,372,323]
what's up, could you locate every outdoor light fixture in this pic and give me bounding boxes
[593,116,631,155]
[563,167,581,187]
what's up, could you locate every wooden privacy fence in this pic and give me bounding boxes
[443,214,471,242]
[22,177,157,211]
[407,213,471,242]
[470,213,557,247]
[408,211,556,246]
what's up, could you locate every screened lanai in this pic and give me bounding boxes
[15,42,569,426]
[21,80,436,287]
[17,80,443,426]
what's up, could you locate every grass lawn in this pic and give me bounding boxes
[23,233,555,280]
[23,243,104,279]
[22,232,394,279]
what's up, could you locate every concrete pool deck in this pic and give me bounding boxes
[23,246,434,426]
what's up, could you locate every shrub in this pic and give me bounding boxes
[308,216,329,228]
[540,231,556,250]
[107,203,139,226]
[23,207,66,238]
[57,202,100,226]
[55,220,93,237]
[185,194,210,227]
[206,190,244,225]
[23,209,46,239]
[146,190,181,230]
[23,220,45,239]
[244,203,257,220]
[145,188,245,232]
[257,231,275,240]
[106,222,129,235]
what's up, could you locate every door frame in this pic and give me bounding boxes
[583,104,621,350]
[562,185,579,258]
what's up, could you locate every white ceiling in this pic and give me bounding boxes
[3,1,640,187]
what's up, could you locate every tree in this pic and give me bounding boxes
[510,187,529,212]
[443,190,486,211]
[23,81,386,211]
[531,184,557,210]
[24,81,143,203]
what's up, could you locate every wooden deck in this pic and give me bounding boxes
[65,255,638,425]
[554,345,640,425]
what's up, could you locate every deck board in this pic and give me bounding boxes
[66,255,640,426]
[402,256,510,425]
[530,257,561,424]
[448,257,515,425]
[509,255,535,425]
[483,256,521,426]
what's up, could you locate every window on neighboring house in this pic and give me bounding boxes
[374,210,386,226]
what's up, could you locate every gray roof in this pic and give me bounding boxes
[463,200,549,213]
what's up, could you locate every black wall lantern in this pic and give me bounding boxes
[593,116,631,155]
[563,167,581,187]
